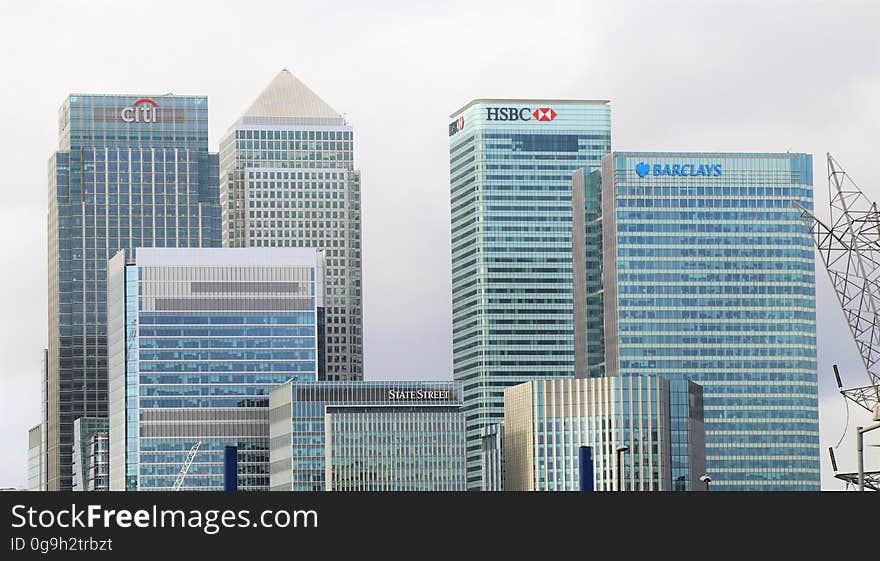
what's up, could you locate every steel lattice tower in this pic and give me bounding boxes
[795,153,880,415]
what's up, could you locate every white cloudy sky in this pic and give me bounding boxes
[1,0,878,490]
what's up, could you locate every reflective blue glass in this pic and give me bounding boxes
[109,250,320,491]
[47,94,220,489]
[587,152,820,491]
[450,101,612,489]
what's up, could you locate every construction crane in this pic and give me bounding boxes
[172,441,202,491]
[795,153,880,490]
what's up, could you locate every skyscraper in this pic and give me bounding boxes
[575,152,820,490]
[220,70,363,381]
[448,99,611,488]
[47,94,220,490]
[108,247,323,491]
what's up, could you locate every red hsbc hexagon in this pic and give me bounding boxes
[532,107,556,121]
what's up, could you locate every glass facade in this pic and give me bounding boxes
[108,247,321,491]
[326,407,466,491]
[40,349,48,491]
[479,423,504,491]
[47,93,220,490]
[669,379,706,491]
[504,376,695,491]
[72,417,109,491]
[586,152,819,491]
[269,381,465,491]
[449,99,611,488]
[27,425,42,491]
[220,70,362,381]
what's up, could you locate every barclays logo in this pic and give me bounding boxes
[636,162,722,178]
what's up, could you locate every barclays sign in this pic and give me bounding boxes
[636,162,722,178]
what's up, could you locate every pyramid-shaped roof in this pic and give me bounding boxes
[243,69,340,119]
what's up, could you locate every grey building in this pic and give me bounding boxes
[47,93,221,489]
[220,69,363,381]
[72,417,109,491]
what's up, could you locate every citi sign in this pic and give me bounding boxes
[486,107,557,122]
[121,98,158,123]
[635,162,723,178]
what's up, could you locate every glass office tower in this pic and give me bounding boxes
[578,152,819,491]
[47,94,220,489]
[220,69,363,381]
[504,376,706,491]
[108,247,322,491]
[448,99,611,488]
[269,381,465,491]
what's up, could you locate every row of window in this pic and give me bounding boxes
[234,129,351,141]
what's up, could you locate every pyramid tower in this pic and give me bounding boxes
[242,69,341,119]
[219,69,363,382]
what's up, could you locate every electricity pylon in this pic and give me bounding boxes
[794,153,880,415]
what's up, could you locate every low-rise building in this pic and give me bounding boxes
[504,376,705,491]
[270,381,466,491]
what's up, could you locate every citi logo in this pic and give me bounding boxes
[121,98,158,123]
[532,107,556,121]
[486,106,557,122]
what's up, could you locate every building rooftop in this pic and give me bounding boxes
[450,98,609,118]
[243,69,341,119]
[128,246,321,269]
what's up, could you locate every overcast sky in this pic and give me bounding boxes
[1,0,878,490]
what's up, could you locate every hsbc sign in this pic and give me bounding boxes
[486,106,557,122]
[532,107,556,121]
[448,115,465,136]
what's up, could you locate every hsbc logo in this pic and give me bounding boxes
[532,107,556,121]
[121,98,158,123]
[486,106,557,122]
[449,115,465,136]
